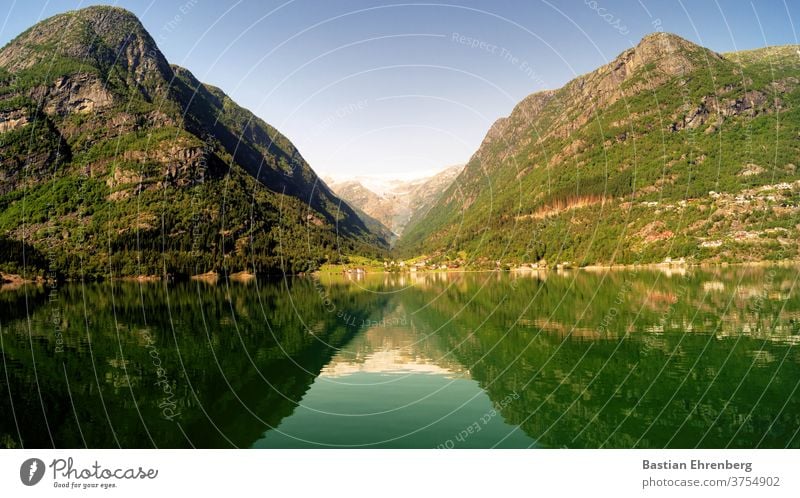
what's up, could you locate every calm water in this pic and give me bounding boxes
[1,266,799,448]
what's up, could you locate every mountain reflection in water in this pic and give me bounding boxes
[1,266,799,448]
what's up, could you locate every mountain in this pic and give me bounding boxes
[323,180,394,242]
[397,33,800,266]
[327,165,463,243]
[0,6,387,278]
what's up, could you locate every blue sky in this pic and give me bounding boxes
[2,0,798,180]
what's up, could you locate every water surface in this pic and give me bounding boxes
[1,266,799,448]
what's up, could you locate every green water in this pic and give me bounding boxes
[1,266,799,448]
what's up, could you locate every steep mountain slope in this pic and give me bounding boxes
[396,165,464,235]
[328,164,463,240]
[397,33,800,266]
[0,6,386,278]
[323,180,394,242]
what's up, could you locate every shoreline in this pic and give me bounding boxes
[317,258,800,275]
[2,259,798,291]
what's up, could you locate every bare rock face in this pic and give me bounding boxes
[158,144,208,188]
[106,167,145,200]
[738,163,765,177]
[637,220,675,245]
[106,149,209,201]
[0,109,28,133]
[106,139,210,200]
[327,165,464,237]
[34,74,114,115]
[620,32,716,77]
[671,87,782,133]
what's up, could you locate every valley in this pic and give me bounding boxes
[0,7,798,279]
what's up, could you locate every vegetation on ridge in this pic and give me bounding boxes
[396,33,800,268]
[0,6,388,280]
[2,10,798,278]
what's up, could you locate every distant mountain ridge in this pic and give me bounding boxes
[397,33,800,266]
[0,6,387,278]
[327,165,463,243]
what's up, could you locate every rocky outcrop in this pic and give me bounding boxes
[33,73,114,115]
[738,163,765,177]
[670,88,781,133]
[106,167,145,200]
[0,109,28,133]
[107,140,211,199]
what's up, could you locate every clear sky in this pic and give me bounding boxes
[2,0,798,180]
